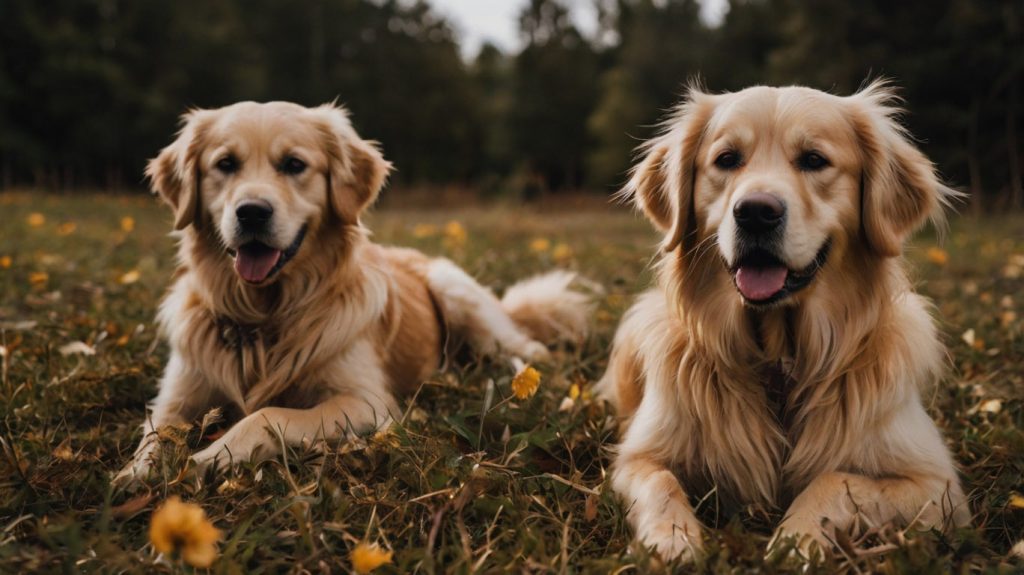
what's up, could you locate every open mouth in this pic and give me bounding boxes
[228,226,307,284]
[729,240,831,306]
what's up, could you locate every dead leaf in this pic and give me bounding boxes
[59,341,96,356]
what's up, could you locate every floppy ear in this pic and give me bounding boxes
[315,104,392,224]
[145,110,211,231]
[621,88,715,252]
[850,81,958,257]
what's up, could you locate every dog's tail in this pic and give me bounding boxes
[426,261,593,361]
[501,270,592,346]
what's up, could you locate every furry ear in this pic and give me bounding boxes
[850,80,958,257]
[315,104,392,224]
[146,110,211,231]
[621,87,715,252]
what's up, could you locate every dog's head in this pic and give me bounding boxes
[626,81,954,308]
[147,102,391,286]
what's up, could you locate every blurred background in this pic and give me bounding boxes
[0,0,1021,210]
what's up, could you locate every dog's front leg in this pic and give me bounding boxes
[774,406,970,557]
[610,383,704,562]
[612,452,704,562]
[190,391,398,471]
[115,354,213,484]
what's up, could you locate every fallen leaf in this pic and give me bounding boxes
[961,329,976,347]
[27,213,45,227]
[57,222,77,236]
[111,492,156,519]
[59,341,95,356]
[979,399,1002,414]
[119,270,140,285]
[29,272,49,285]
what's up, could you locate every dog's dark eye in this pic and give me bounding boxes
[714,151,742,170]
[216,156,239,174]
[797,151,830,171]
[280,156,307,175]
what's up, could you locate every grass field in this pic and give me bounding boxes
[0,192,1022,574]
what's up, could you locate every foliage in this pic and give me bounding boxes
[0,194,1022,573]
[0,0,1020,207]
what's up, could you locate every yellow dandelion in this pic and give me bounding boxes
[529,237,551,253]
[412,223,438,238]
[27,212,45,227]
[29,271,48,285]
[511,365,541,400]
[0,255,11,269]
[119,269,141,285]
[552,242,573,262]
[149,496,222,568]
[121,216,136,232]
[568,383,581,400]
[925,247,948,266]
[351,542,393,574]
[443,220,467,249]
[57,222,77,236]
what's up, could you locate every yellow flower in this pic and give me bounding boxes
[511,365,541,400]
[119,270,141,285]
[121,216,136,232]
[149,496,222,568]
[925,247,948,266]
[351,542,393,573]
[412,223,438,238]
[552,242,573,262]
[27,213,45,227]
[57,222,77,236]
[529,237,551,253]
[29,272,48,285]
[568,383,581,400]
[0,256,11,269]
[1009,493,1024,509]
[443,221,467,249]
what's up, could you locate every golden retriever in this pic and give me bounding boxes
[597,81,971,561]
[115,101,589,482]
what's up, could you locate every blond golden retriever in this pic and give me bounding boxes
[116,101,589,482]
[597,81,971,561]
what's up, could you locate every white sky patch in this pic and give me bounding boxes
[427,0,728,59]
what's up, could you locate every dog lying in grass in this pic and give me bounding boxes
[597,81,971,561]
[115,101,589,483]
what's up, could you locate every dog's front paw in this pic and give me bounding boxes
[112,457,153,489]
[768,517,831,563]
[639,518,703,563]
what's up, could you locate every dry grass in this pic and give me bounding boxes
[0,192,1021,573]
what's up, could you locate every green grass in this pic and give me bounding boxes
[0,192,1022,574]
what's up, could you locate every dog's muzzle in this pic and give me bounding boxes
[728,240,831,306]
[229,225,307,284]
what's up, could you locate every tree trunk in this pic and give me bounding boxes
[967,95,984,214]
[1007,76,1022,210]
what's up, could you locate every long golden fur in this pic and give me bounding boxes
[597,81,970,560]
[116,101,590,481]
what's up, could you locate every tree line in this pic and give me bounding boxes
[1,0,1020,209]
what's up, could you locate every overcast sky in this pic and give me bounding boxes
[426,0,728,58]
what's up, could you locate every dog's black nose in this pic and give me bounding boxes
[236,201,273,230]
[734,193,786,234]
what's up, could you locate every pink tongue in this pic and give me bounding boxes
[736,266,788,301]
[234,244,282,283]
